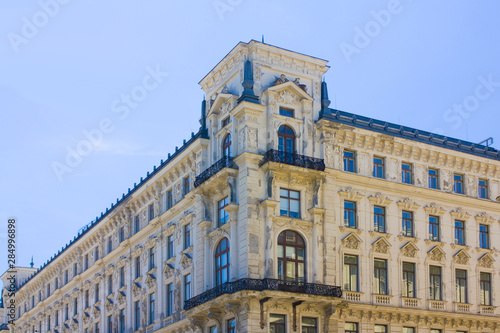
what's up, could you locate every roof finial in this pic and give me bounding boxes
[321,80,331,111]
[30,256,34,268]
[238,60,260,104]
[262,34,265,43]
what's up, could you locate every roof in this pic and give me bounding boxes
[320,108,500,161]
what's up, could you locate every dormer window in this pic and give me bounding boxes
[279,107,294,118]
[222,117,231,127]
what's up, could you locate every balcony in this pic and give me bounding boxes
[479,305,495,314]
[373,294,392,305]
[260,149,325,171]
[184,278,342,310]
[194,157,238,188]
[401,297,420,308]
[429,300,446,310]
[343,291,362,302]
[455,302,471,312]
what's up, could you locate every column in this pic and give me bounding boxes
[261,200,279,278]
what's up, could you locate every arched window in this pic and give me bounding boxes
[215,238,230,286]
[223,134,232,158]
[278,125,295,154]
[277,230,305,282]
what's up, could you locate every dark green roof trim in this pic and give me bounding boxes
[320,108,500,161]
[17,129,209,292]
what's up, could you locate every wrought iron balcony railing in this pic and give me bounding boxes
[260,149,325,171]
[194,157,238,188]
[184,278,342,310]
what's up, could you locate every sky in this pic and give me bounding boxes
[1,0,500,284]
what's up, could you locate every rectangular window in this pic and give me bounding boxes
[95,283,100,303]
[73,263,78,277]
[403,328,415,333]
[148,247,155,270]
[84,254,89,270]
[107,274,113,295]
[107,236,112,254]
[454,174,464,194]
[166,190,173,209]
[47,315,51,331]
[73,298,78,316]
[95,323,100,333]
[184,224,191,249]
[218,197,229,226]
[183,177,190,196]
[135,256,141,279]
[301,317,317,333]
[55,310,59,326]
[119,309,125,333]
[47,284,50,297]
[148,203,154,221]
[269,314,286,333]
[402,163,412,184]
[344,201,357,228]
[374,325,387,333]
[95,247,99,261]
[134,215,140,234]
[429,266,442,300]
[166,283,173,317]
[345,322,358,333]
[344,150,356,172]
[402,262,416,298]
[107,315,112,333]
[374,259,388,295]
[222,116,231,127]
[455,220,465,245]
[430,330,441,333]
[167,235,174,259]
[343,255,358,291]
[64,303,68,321]
[119,267,125,288]
[373,157,385,178]
[149,293,155,325]
[402,211,413,237]
[480,272,492,305]
[373,206,385,232]
[119,227,125,242]
[227,318,236,333]
[456,269,468,303]
[479,224,489,249]
[55,277,59,289]
[429,216,440,241]
[478,179,488,198]
[64,270,68,284]
[428,168,438,189]
[184,274,191,300]
[210,327,217,333]
[134,301,140,331]
[280,188,300,218]
[279,107,294,118]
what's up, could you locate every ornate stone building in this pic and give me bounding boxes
[4,40,500,333]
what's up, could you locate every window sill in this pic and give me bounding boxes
[450,243,469,250]
[397,235,416,241]
[339,226,362,235]
[424,239,444,246]
[369,231,390,238]
[182,246,193,255]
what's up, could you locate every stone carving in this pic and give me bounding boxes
[401,242,418,258]
[478,253,494,268]
[105,299,114,312]
[221,84,229,94]
[273,74,288,86]
[163,263,175,279]
[180,253,193,270]
[132,283,142,297]
[428,246,445,261]
[324,142,334,167]
[342,233,361,250]
[117,291,126,305]
[239,127,245,152]
[247,127,257,150]
[373,238,391,254]
[145,274,156,289]
[276,90,300,106]
[293,78,307,92]
[220,100,231,115]
[454,250,470,265]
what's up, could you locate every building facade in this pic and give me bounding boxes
[4,40,500,333]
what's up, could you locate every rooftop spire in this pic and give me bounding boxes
[30,256,34,268]
[238,60,260,104]
[321,80,331,111]
[199,97,208,137]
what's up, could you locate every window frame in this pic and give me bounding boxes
[454,174,464,194]
[402,262,416,298]
[167,235,174,259]
[479,224,489,249]
[402,162,413,184]
[183,176,190,196]
[166,283,173,317]
[478,179,488,198]
[277,125,296,154]
[149,293,155,325]
[480,272,492,306]
[301,317,318,333]
[402,211,414,237]
[269,314,286,333]
[222,134,232,158]
[166,189,173,210]
[277,230,306,283]
[218,197,230,226]
[373,157,385,178]
[148,203,154,221]
[428,168,439,189]
[455,269,468,303]
[343,150,356,173]
[429,265,442,301]
[344,201,357,228]
[373,206,385,233]
[215,238,230,286]
[184,274,191,301]
[279,107,294,118]
[374,259,388,295]
[149,247,155,270]
[345,322,358,333]
[279,188,300,219]
[428,215,440,241]
[454,220,466,245]
[343,254,359,292]
[184,224,191,249]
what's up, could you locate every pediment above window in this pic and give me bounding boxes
[341,233,362,250]
[208,93,238,118]
[478,253,495,268]
[428,245,446,261]
[453,249,470,265]
[372,237,391,254]
[400,241,419,258]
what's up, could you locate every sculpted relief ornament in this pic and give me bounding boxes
[342,233,361,250]
[276,89,300,106]
[478,253,494,268]
[401,242,419,258]
[372,238,391,254]
[454,250,470,265]
[428,246,446,261]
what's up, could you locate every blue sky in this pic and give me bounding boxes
[1,0,499,280]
